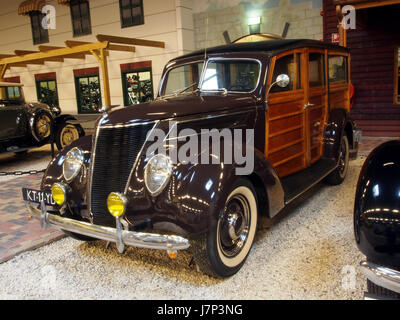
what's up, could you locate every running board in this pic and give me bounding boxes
[281,158,337,204]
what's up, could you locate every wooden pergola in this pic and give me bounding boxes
[0,34,165,106]
[334,0,400,46]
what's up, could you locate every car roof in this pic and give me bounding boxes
[174,39,349,61]
[0,82,23,87]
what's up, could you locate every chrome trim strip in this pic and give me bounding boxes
[124,121,159,194]
[360,261,400,294]
[88,114,107,223]
[100,120,157,129]
[27,203,190,251]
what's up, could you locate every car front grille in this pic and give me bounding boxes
[90,122,154,227]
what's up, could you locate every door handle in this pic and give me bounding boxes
[304,103,315,110]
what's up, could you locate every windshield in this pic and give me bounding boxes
[162,62,204,96]
[0,86,22,102]
[201,60,261,92]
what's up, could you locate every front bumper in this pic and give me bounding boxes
[26,201,190,253]
[360,261,400,294]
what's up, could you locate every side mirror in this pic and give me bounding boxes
[276,74,290,88]
[264,74,290,111]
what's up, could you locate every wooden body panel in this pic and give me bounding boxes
[265,47,349,178]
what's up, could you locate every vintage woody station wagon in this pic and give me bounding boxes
[23,39,361,277]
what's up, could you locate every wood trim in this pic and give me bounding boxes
[96,34,165,49]
[394,46,400,105]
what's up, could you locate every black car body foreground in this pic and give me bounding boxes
[23,39,361,277]
[0,82,84,154]
[354,140,400,299]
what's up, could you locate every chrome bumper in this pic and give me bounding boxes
[26,202,190,253]
[360,261,400,294]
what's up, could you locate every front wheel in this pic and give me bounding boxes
[325,135,349,185]
[55,123,83,151]
[192,179,258,278]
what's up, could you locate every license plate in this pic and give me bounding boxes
[22,188,56,206]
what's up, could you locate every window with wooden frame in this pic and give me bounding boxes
[119,0,144,28]
[395,47,400,105]
[328,55,348,84]
[70,0,92,37]
[270,53,302,93]
[36,79,59,108]
[30,11,49,45]
[308,52,325,88]
[75,73,102,114]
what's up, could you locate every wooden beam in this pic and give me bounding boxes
[0,54,16,59]
[96,34,165,48]
[65,40,91,47]
[100,48,111,106]
[15,50,39,56]
[0,41,109,65]
[66,40,135,53]
[63,53,86,60]
[353,0,400,9]
[15,50,64,63]
[38,45,65,52]
[0,64,8,79]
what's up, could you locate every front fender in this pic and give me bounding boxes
[354,140,400,267]
[41,135,92,199]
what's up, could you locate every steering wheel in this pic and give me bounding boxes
[228,84,248,91]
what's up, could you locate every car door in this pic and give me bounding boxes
[0,86,25,141]
[265,49,308,178]
[305,49,328,165]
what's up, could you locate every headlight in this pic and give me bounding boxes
[107,192,127,217]
[63,147,84,182]
[51,183,67,206]
[144,154,173,196]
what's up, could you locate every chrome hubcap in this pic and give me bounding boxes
[218,194,250,258]
[36,115,51,139]
[61,126,79,148]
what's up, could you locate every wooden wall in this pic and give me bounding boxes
[323,1,400,136]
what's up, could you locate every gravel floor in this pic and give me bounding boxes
[0,146,53,183]
[0,155,368,300]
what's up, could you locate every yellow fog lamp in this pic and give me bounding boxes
[107,192,127,218]
[51,183,67,206]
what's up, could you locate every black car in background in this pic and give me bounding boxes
[354,140,400,299]
[0,82,84,155]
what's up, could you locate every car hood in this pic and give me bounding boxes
[101,92,258,126]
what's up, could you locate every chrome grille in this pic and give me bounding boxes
[90,123,153,226]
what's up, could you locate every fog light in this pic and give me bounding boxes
[107,192,127,217]
[51,183,66,206]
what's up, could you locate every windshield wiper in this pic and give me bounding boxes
[173,82,198,96]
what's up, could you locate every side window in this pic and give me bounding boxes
[70,0,92,36]
[328,55,348,83]
[270,53,301,93]
[309,53,325,88]
[30,11,49,45]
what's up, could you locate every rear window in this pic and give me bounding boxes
[328,55,348,83]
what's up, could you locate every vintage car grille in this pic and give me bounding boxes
[90,122,154,226]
